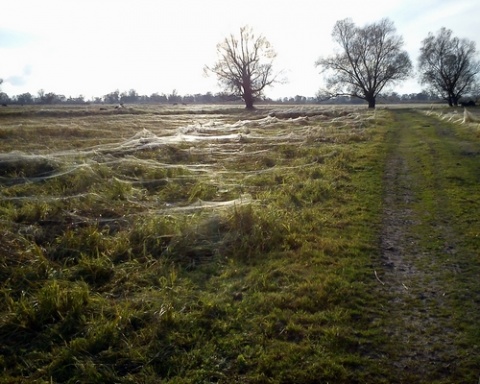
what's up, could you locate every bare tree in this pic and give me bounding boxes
[205,26,281,110]
[316,18,412,108]
[418,27,480,106]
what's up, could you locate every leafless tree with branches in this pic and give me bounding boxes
[205,26,283,110]
[316,18,412,108]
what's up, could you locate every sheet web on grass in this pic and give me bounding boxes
[423,107,480,127]
[0,108,375,230]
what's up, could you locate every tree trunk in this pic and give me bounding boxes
[367,97,376,109]
[243,81,255,110]
[245,98,255,110]
[244,90,255,110]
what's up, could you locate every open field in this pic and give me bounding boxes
[1,104,479,383]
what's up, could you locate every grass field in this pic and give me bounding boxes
[0,104,479,383]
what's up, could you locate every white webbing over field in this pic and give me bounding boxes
[0,109,373,220]
[423,107,480,126]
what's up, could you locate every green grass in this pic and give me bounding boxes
[372,109,480,382]
[1,104,479,383]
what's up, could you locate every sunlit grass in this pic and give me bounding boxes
[0,104,409,382]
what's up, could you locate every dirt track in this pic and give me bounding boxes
[377,109,480,383]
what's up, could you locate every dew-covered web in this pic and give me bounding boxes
[0,108,373,229]
[423,107,480,126]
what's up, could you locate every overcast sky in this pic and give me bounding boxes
[1,0,479,100]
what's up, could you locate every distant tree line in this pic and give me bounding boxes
[0,88,461,107]
[0,89,244,106]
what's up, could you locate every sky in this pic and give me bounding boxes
[1,0,479,100]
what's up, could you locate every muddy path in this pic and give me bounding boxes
[376,109,480,383]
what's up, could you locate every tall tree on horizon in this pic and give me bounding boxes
[418,27,480,106]
[205,26,282,110]
[316,18,412,108]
